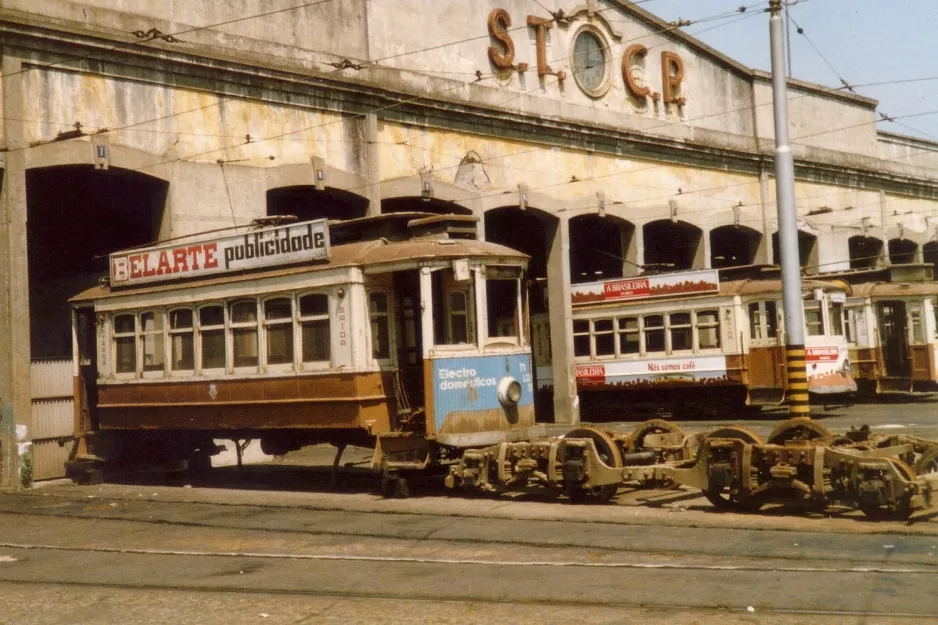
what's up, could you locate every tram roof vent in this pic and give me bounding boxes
[407,214,479,240]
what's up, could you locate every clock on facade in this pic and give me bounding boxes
[572,29,609,97]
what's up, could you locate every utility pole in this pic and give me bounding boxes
[769,0,810,419]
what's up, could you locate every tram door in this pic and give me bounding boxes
[877,301,910,377]
[393,272,424,415]
[74,307,99,436]
[907,302,931,382]
[747,300,784,395]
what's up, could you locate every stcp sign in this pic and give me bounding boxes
[487,7,686,107]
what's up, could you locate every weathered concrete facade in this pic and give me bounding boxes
[3,0,938,486]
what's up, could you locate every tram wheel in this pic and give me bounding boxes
[630,419,686,451]
[859,458,915,520]
[766,418,833,446]
[564,427,622,504]
[914,447,938,476]
[700,426,765,512]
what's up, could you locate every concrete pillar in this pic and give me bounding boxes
[0,51,31,489]
[545,215,579,426]
[755,166,772,265]
[363,114,381,217]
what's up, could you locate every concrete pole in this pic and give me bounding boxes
[0,52,32,488]
[546,216,580,426]
[769,0,809,419]
[363,113,382,217]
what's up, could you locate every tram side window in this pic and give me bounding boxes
[264,298,294,366]
[113,313,136,374]
[199,305,226,370]
[697,310,720,349]
[669,312,692,351]
[644,315,665,353]
[370,292,390,360]
[299,294,330,363]
[593,319,615,357]
[618,317,640,354]
[230,300,259,368]
[804,304,824,336]
[140,311,165,373]
[573,320,590,357]
[169,309,194,371]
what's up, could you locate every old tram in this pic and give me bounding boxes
[68,214,571,493]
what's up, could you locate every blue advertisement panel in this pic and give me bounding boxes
[431,352,534,433]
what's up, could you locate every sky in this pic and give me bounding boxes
[646,0,938,141]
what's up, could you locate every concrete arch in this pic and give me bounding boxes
[24,140,172,182]
[888,237,920,264]
[848,235,885,270]
[265,162,366,192]
[642,219,704,271]
[380,175,478,214]
[568,213,638,283]
[709,224,763,269]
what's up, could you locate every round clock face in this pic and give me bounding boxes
[572,31,607,95]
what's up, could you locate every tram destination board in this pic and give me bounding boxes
[109,219,330,287]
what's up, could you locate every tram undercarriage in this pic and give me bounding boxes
[444,418,938,519]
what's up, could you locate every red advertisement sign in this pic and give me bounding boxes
[603,278,651,300]
[806,347,839,362]
[575,365,606,385]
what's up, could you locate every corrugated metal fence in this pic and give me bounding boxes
[30,359,75,480]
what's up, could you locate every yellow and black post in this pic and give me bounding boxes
[768,0,810,419]
[785,345,810,418]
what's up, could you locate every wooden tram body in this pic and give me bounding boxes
[843,280,938,394]
[532,269,856,418]
[69,214,539,474]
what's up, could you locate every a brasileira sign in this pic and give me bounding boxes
[109,219,330,287]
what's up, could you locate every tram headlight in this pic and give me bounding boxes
[497,376,523,407]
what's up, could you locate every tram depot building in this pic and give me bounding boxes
[3,0,938,486]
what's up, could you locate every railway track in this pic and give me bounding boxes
[1,485,938,624]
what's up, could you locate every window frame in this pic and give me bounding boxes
[139,309,167,379]
[112,312,138,378]
[168,307,196,377]
[197,303,228,375]
[298,291,332,369]
[229,299,260,372]
[369,291,393,363]
[695,309,721,351]
[263,296,295,372]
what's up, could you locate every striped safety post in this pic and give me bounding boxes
[785,344,810,418]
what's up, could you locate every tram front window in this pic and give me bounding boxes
[432,268,476,347]
[231,300,259,368]
[486,268,522,343]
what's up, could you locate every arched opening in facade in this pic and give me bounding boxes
[924,241,938,277]
[771,230,819,273]
[26,165,168,359]
[485,206,556,420]
[267,186,368,222]
[568,214,637,284]
[848,235,884,270]
[381,197,472,216]
[642,220,703,272]
[888,238,918,265]
[710,225,762,269]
